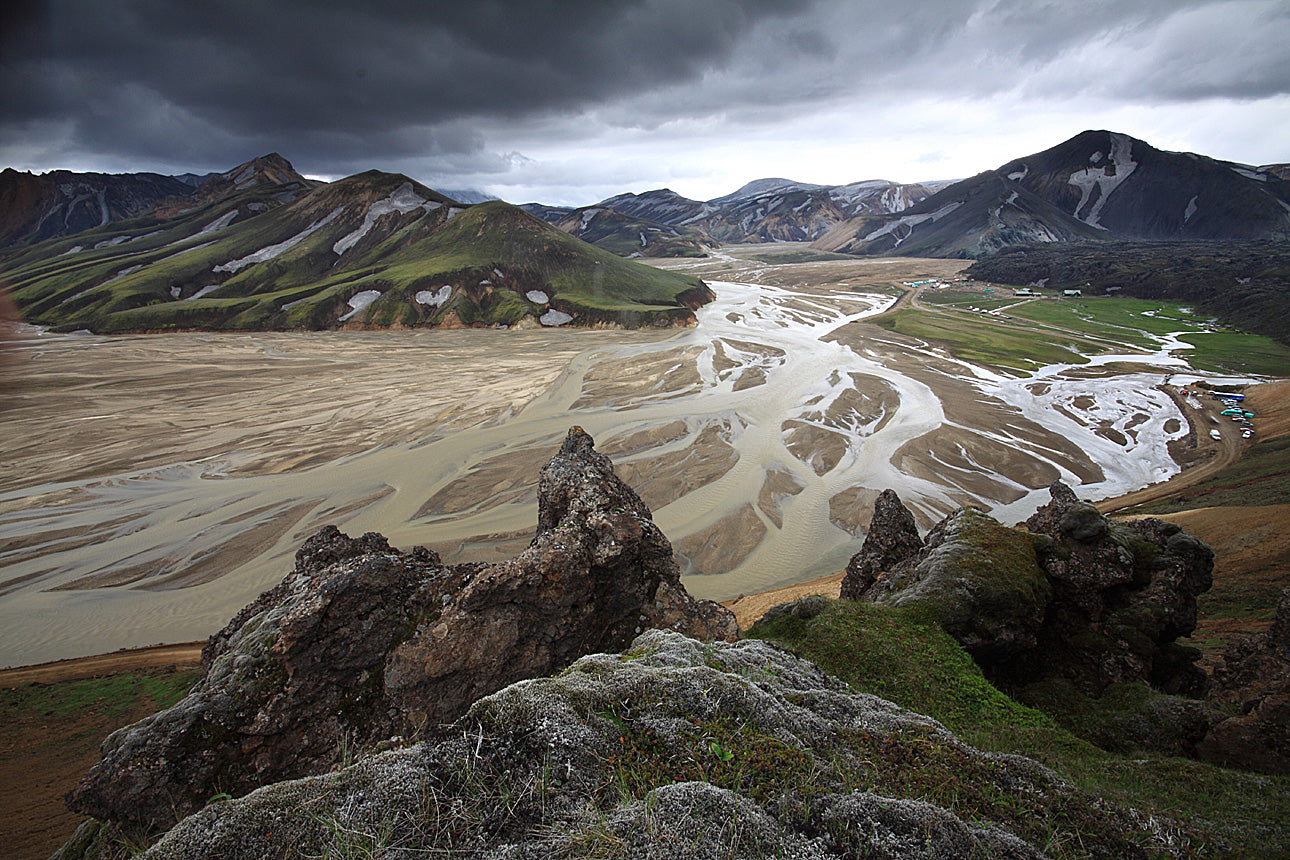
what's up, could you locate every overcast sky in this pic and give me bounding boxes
[2,0,1288,206]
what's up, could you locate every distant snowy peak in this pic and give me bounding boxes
[581,179,936,245]
[439,188,500,205]
[545,203,716,258]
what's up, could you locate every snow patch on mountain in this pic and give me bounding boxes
[196,210,240,238]
[1184,195,1198,223]
[333,183,440,256]
[861,201,962,244]
[104,264,142,284]
[1067,133,1137,228]
[415,285,453,307]
[1231,166,1267,182]
[215,207,343,274]
[339,290,383,321]
[540,309,573,326]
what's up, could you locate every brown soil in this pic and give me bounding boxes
[1,646,202,860]
[0,642,203,688]
[721,569,846,630]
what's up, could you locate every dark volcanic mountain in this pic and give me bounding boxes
[814,130,1290,258]
[4,164,709,334]
[0,168,192,249]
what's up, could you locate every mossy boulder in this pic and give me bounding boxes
[839,483,1216,755]
[129,631,1155,860]
[865,507,1052,661]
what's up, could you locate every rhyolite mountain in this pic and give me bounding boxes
[2,161,711,334]
[598,178,938,244]
[546,205,717,258]
[814,130,1290,258]
[523,177,940,248]
[0,154,318,250]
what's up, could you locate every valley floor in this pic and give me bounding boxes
[1,247,1278,667]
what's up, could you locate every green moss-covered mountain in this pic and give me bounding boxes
[2,165,711,333]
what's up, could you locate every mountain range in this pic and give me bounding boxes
[1,157,709,334]
[522,176,946,249]
[3,130,1288,335]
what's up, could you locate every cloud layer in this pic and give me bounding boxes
[2,0,1288,204]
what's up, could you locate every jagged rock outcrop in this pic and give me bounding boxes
[1198,588,1290,773]
[119,630,1153,860]
[841,482,1214,700]
[65,427,735,834]
[1024,484,1214,698]
[839,489,925,600]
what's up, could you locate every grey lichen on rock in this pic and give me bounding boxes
[132,630,1145,860]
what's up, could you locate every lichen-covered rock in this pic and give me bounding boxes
[853,506,1053,662]
[65,427,735,835]
[1198,588,1290,774]
[381,426,736,727]
[134,631,1151,860]
[841,483,1214,708]
[66,526,453,829]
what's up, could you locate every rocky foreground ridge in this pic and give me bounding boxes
[62,429,735,844]
[57,433,1286,859]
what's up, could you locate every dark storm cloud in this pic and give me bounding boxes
[1,0,812,173]
[1,0,1287,190]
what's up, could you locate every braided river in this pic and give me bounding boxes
[0,251,1236,665]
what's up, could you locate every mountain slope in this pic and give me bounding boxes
[4,170,710,333]
[815,130,1290,258]
[0,154,320,250]
[0,169,193,249]
[549,206,716,257]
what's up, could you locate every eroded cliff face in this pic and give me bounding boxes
[65,427,736,834]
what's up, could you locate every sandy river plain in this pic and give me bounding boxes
[0,248,1239,666]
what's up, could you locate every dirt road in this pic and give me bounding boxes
[1098,385,1245,514]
